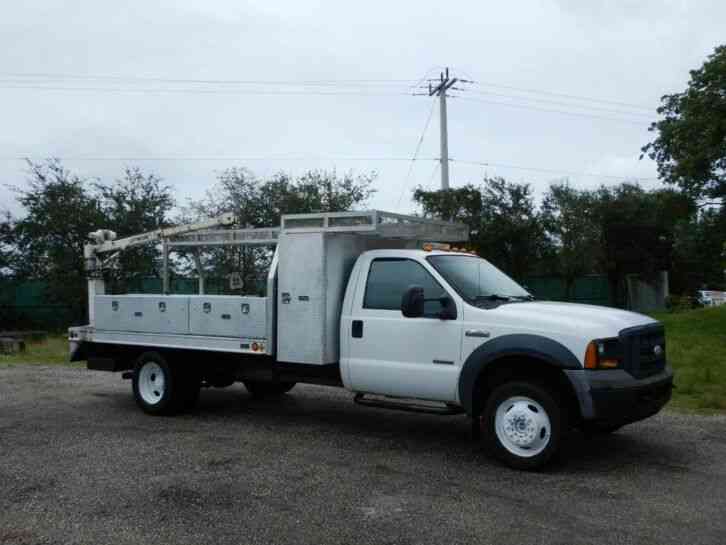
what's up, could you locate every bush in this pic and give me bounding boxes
[665,295,701,312]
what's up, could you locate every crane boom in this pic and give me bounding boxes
[88,212,235,255]
[83,213,236,325]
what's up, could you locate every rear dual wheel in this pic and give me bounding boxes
[132,352,200,415]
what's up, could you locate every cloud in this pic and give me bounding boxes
[0,0,724,218]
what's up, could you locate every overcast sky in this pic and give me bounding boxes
[1,0,724,218]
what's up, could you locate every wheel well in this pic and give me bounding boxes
[471,356,582,425]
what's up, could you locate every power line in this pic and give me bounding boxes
[454,96,649,125]
[0,72,414,86]
[0,155,438,162]
[0,84,651,124]
[466,89,654,118]
[0,154,658,183]
[452,159,659,181]
[470,80,653,111]
[1,69,656,109]
[0,84,413,97]
[426,162,441,188]
[396,98,438,210]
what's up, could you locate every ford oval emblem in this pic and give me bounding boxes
[653,345,663,357]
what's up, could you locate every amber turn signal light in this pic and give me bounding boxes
[584,341,598,369]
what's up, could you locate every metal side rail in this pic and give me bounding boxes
[353,393,464,415]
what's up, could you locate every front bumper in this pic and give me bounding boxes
[565,366,674,426]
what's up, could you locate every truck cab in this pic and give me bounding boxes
[71,210,673,470]
[339,248,673,468]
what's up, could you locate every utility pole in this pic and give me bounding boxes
[429,68,457,191]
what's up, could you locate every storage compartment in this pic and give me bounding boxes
[277,232,366,365]
[189,295,267,338]
[94,295,190,334]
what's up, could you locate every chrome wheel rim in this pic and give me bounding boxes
[494,396,551,458]
[138,362,165,405]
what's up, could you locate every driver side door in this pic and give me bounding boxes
[346,257,462,402]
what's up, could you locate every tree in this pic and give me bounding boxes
[95,167,175,290]
[4,160,175,324]
[541,183,599,297]
[642,44,726,204]
[0,210,16,277]
[184,168,377,292]
[413,178,551,280]
[671,207,726,292]
[589,184,695,305]
[7,160,105,323]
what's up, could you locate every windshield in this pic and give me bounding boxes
[427,255,532,305]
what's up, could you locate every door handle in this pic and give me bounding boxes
[352,320,363,338]
[465,329,490,338]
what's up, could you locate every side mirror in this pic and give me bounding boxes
[438,296,457,320]
[401,286,425,318]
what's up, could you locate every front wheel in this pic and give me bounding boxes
[481,381,563,470]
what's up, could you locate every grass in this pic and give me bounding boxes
[651,305,726,413]
[2,306,725,413]
[0,335,81,367]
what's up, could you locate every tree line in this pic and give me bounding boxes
[0,159,722,323]
[0,161,377,325]
[414,178,722,306]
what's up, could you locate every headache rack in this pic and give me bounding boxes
[166,210,468,248]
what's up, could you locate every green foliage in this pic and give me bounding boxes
[590,184,695,304]
[541,183,599,295]
[182,168,377,292]
[651,306,726,412]
[7,160,105,324]
[413,178,550,280]
[415,176,701,301]
[671,207,726,292]
[3,160,175,323]
[0,210,15,275]
[664,294,700,313]
[642,44,726,203]
[95,168,175,291]
[191,167,377,227]
[0,335,79,366]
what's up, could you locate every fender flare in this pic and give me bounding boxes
[458,334,581,416]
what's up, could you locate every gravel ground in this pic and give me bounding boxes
[1,365,725,545]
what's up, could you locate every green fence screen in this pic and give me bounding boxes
[1,274,613,330]
[522,275,611,307]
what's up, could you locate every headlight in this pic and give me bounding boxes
[584,338,621,370]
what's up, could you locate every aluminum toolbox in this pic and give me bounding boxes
[94,295,190,334]
[276,232,369,365]
[189,295,267,339]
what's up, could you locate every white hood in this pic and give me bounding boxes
[469,300,657,340]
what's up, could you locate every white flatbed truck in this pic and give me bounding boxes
[69,210,673,469]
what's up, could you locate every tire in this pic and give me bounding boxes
[481,381,563,471]
[132,352,198,415]
[243,380,296,398]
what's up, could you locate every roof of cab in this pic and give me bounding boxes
[360,249,477,259]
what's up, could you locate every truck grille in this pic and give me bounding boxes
[619,324,666,379]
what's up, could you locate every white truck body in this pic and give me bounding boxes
[70,210,673,469]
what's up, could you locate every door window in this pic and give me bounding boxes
[363,258,448,316]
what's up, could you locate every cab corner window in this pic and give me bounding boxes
[363,258,448,316]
